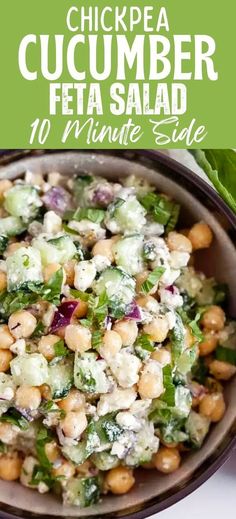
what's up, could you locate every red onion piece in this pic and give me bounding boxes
[42,186,72,216]
[125,301,142,320]
[165,285,175,294]
[92,185,114,207]
[50,300,79,333]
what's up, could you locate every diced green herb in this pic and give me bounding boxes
[139,192,180,231]
[141,267,165,294]
[135,333,155,352]
[170,313,185,361]
[62,223,79,235]
[31,321,45,338]
[215,345,236,365]
[161,365,176,406]
[0,408,29,430]
[36,426,54,469]
[30,465,57,489]
[70,289,90,302]
[92,330,103,350]
[189,313,204,342]
[192,357,209,384]
[0,235,8,255]
[0,290,38,320]
[53,339,69,358]
[73,208,105,224]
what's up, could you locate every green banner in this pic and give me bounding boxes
[0,0,235,148]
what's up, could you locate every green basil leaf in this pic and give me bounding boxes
[0,235,8,255]
[141,267,165,294]
[0,408,29,430]
[73,208,105,223]
[54,339,68,358]
[92,330,103,350]
[135,333,155,352]
[160,365,176,406]
[139,193,180,229]
[190,150,236,213]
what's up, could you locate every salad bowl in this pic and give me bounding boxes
[0,150,235,519]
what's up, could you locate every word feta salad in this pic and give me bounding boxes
[0,171,234,507]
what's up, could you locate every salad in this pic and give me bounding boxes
[0,170,234,508]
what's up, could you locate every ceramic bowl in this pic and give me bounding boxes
[0,150,235,519]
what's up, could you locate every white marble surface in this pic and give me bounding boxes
[151,149,236,518]
[152,450,236,518]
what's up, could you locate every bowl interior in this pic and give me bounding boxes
[0,152,235,519]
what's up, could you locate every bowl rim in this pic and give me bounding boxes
[0,149,235,519]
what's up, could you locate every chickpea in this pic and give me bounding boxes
[199,332,218,356]
[15,385,41,411]
[138,361,163,399]
[39,384,52,400]
[154,447,181,474]
[104,466,135,495]
[201,306,225,332]
[199,392,225,422]
[92,239,115,263]
[61,410,87,439]
[4,241,29,258]
[100,330,122,359]
[65,324,91,353]
[45,441,61,464]
[209,359,236,381]
[0,452,22,481]
[0,179,13,201]
[0,423,19,444]
[0,271,7,292]
[113,320,138,346]
[166,232,192,253]
[38,334,59,361]
[188,222,213,250]
[0,324,14,349]
[43,263,62,283]
[76,460,92,476]
[151,348,171,366]
[52,459,75,480]
[58,388,85,413]
[64,260,76,286]
[0,349,13,372]
[143,316,169,343]
[8,310,37,339]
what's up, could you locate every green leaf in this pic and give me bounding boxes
[31,321,45,338]
[36,426,54,469]
[69,289,90,302]
[92,330,103,350]
[0,408,29,430]
[0,235,8,255]
[73,208,105,223]
[189,313,204,342]
[30,465,57,489]
[29,268,63,305]
[53,339,68,358]
[0,290,38,320]
[170,313,185,361]
[139,192,180,229]
[192,357,209,384]
[161,365,176,406]
[135,333,155,352]
[190,150,236,213]
[62,223,79,235]
[141,267,165,294]
[215,345,236,365]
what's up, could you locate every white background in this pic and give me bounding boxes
[152,150,236,518]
